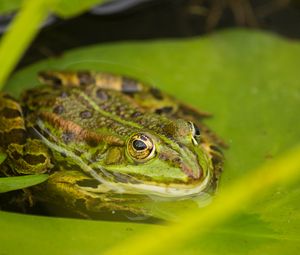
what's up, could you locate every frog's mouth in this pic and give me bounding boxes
[111,172,211,198]
[81,164,212,198]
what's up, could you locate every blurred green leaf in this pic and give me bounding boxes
[2,29,300,254]
[0,174,49,193]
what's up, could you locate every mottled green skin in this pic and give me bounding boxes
[0,71,223,217]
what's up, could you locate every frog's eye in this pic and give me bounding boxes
[127,133,155,162]
[188,121,201,145]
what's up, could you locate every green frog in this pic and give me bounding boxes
[0,71,224,218]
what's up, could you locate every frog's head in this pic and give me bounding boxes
[97,119,214,198]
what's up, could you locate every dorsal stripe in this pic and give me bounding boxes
[39,111,124,146]
[79,91,142,129]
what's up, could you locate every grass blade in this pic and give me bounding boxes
[0,174,49,193]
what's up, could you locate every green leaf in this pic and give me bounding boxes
[0,174,49,193]
[2,29,300,254]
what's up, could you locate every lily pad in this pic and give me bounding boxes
[1,29,300,254]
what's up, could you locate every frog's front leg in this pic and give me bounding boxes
[34,170,145,218]
[0,93,52,175]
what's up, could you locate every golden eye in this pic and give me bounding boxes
[127,133,155,162]
[188,121,201,145]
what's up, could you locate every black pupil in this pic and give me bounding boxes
[133,140,147,151]
[194,124,201,136]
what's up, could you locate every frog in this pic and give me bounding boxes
[0,71,224,218]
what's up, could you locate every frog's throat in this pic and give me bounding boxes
[33,123,212,198]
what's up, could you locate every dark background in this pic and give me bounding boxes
[1,0,300,70]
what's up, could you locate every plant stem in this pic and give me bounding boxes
[0,0,50,88]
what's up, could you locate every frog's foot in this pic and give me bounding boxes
[0,93,52,175]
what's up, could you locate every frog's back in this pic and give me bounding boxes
[21,84,192,144]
